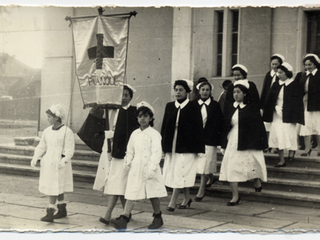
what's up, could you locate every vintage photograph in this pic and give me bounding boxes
[0,1,320,237]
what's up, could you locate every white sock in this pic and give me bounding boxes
[57,200,65,205]
[48,203,56,209]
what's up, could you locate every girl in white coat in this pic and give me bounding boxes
[31,104,75,222]
[110,101,167,230]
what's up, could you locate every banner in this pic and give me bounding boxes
[70,15,130,108]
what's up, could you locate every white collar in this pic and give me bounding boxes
[306,68,318,76]
[122,103,131,110]
[138,125,151,132]
[198,98,211,106]
[279,78,294,86]
[233,101,246,109]
[270,70,276,77]
[175,98,189,109]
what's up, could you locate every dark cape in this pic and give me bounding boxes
[299,70,320,111]
[260,71,279,110]
[192,98,224,146]
[161,100,205,154]
[263,79,304,125]
[77,106,138,156]
[222,103,268,151]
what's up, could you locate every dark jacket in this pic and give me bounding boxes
[263,79,304,125]
[112,106,139,158]
[299,70,320,111]
[222,103,268,151]
[161,100,205,154]
[224,81,260,113]
[192,98,223,146]
[260,71,279,109]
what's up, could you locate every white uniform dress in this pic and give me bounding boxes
[269,79,298,150]
[92,108,129,195]
[219,107,267,182]
[300,69,320,136]
[33,125,75,195]
[124,127,167,200]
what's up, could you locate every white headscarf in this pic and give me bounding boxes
[48,104,68,124]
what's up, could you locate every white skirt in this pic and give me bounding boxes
[269,112,297,150]
[219,114,267,183]
[103,158,129,195]
[196,145,217,174]
[163,153,198,188]
[300,110,320,136]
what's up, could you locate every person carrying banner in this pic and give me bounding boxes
[91,84,138,226]
[110,101,167,230]
[30,104,75,222]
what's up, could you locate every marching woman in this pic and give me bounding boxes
[161,79,205,212]
[110,101,167,230]
[298,54,320,156]
[92,84,139,225]
[224,64,260,112]
[31,104,75,222]
[193,78,223,201]
[219,81,268,206]
[260,54,285,151]
[263,62,304,166]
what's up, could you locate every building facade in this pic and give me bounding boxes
[40,6,320,132]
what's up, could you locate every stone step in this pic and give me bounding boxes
[14,136,93,151]
[0,163,96,183]
[263,153,320,169]
[192,184,320,209]
[0,153,98,172]
[0,144,100,161]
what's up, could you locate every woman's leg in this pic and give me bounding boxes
[102,195,119,221]
[181,188,191,205]
[167,188,181,208]
[119,195,126,209]
[316,135,320,155]
[304,135,312,153]
[277,149,285,165]
[253,178,261,188]
[122,200,135,217]
[195,174,206,198]
[49,196,57,206]
[229,182,239,202]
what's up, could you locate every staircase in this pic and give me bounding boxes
[1,136,320,208]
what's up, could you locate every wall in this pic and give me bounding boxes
[41,7,174,132]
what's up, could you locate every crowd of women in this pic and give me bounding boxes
[30,53,320,230]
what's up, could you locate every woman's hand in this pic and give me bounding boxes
[30,158,38,168]
[58,157,68,168]
[221,148,225,155]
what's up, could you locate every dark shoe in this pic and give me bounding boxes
[53,203,67,219]
[99,217,109,225]
[227,197,240,206]
[178,199,192,209]
[194,193,206,202]
[301,149,312,156]
[148,212,163,229]
[287,151,296,162]
[273,149,279,154]
[115,213,132,222]
[166,206,175,212]
[263,148,271,153]
[205,174,216,187]
[274,162,286,167]
[255,186,262,192]
[110,215,129,230]
[41,208,55,222]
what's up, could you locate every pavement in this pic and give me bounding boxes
[1,174,320,240]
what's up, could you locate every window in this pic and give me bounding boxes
[214,8,239,77]
[307,11,320,56]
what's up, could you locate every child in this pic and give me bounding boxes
[110,101,167,230]
[219,82,268,206]
[30,104,75,222]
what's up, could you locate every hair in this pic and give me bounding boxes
[136,106,154,127]
[277,65,293,79]
[199,81,212,92]
[222,80,232,89]
[45,109,62,123]
[233,84,250,104]
[270,56,283,65]
[232,67,247,79]
[124,86,134,98]
[303,56,320,69]
[174,80,191,93]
